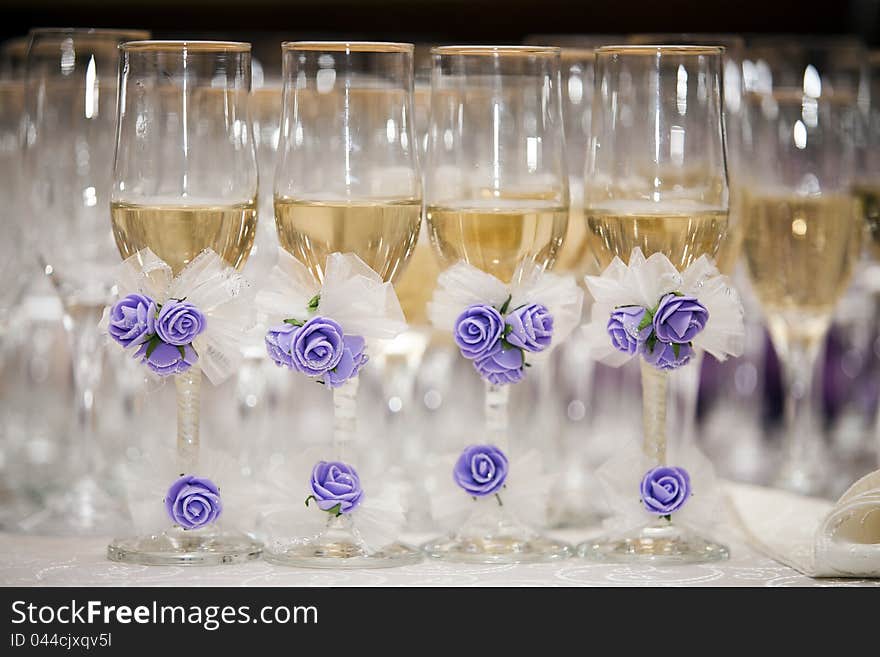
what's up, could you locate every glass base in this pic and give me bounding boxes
[263,514,422,569]
[18,476,128,537]
[578,520,729,564]
[107,526,263,566]
[421,504,572,564]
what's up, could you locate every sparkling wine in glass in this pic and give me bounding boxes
[106,41,261,565]
[265,41,423,568]
[22,27,149,535]
[579,45,732,564]
[422,45,571,563]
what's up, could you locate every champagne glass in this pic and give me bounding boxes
[423,45,570,562]
[266,41,422,567]
[107,41,261,564]
[580,46,731,563]
[740,42,864,495]
[22,27,149,534]
[855,50,880,268]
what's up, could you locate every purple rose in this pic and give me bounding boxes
[265,323,298,368]
[653,294,709,344]
[155,301,206,346]
[309,461,364,514]
[292,316,345,376]
[607,305,650,355]
[324,335,368,388]
[641,339,693,370]
[506,303,553,353]
[135,341,198,376]
[454,304,504,359]
[108,293,157,348]
[473,341,524,385]
[165,475,222,529]
[640,466,691,515]
[453,444,508,496]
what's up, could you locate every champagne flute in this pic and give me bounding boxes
[740,41,864,495]
[107,41,261,564]
[266,41,422,567]
[22,27,149,534]
[423,45,570,562]
[580,46,731,563]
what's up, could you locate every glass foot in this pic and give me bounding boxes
[421,504,572,564]
[107,526,263,565]
[18,476,129,536]
[578,520,729,564]
[263,514,422,569]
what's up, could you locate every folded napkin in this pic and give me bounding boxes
[726,471,880,578]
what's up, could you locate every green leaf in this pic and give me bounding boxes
[498,295,512,315]
[524,362,531,368]
[283,318,304,327]
[662,514,672,522]
[304,495,316,508]
[144,334,161,358]
[495,493,504,507]
[177,345,187,359]
[328,503,343,517]
[308,294,321,312]
[673,343,680,359]
[672,291,684,297]
[646,334,657,353]
[503,324,513,337]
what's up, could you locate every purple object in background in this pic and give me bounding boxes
[165,475,223,529]
[506,303,553,352]
[453,444,509,496]
[640,466,691,515]
[309,461,364,514]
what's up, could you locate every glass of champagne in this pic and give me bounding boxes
[22,28,149,535]
[266,41,422,567]
[107,41,261,564]
[422,45,570,562]
[580,46,731,563]
[740,43,863,496]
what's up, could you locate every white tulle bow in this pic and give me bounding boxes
[256,249,407,339]
[428,261,584,357]
[100,248,255,385]
[582,248,745,366]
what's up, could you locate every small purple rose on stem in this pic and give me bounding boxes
[135,341,198,376]
[640,465,691,515]
[155,301,206,346]
[453,444,509,496]
[308,461,364,515]
[653,294,709,344]
[323,335,368,388]
[265,323,299,369]
[108,293,157,348]
[641,339,693,370]
[454,304,504,360]
[473,342,524,385]
[607,305,650,355]
[292,316,345,376]
[506,303,553,353]
[165,475,222,529]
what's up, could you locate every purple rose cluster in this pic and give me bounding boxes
[607,293,709,370]
[108,293,205,376]
[265,316,367,388]
[453,300,553,385]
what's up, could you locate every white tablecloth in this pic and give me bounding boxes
[1,531,878,587]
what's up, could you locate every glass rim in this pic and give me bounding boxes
[560,47,598,60]
[28,27,151,40]
[119,40,251,53]
[596,45,725,56]
[282,41,413,53]
[431,45,561,57]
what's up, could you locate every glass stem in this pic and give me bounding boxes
[175,367,201,472]
[484,382,511,453]
[640,360,668,465]
[332,378,359,462]
[64,305,105,477]
[778,337,823,483]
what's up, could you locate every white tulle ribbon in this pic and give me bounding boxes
[428,261,584,359]
[582,247,745,366]
[426,449,552,530]
[594,436,726,534]
[99,248,254,385]
[256,249,407,339]
[122,446,259,534]
[258,447,406,551]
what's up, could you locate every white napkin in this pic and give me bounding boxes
[726,471,880,578]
